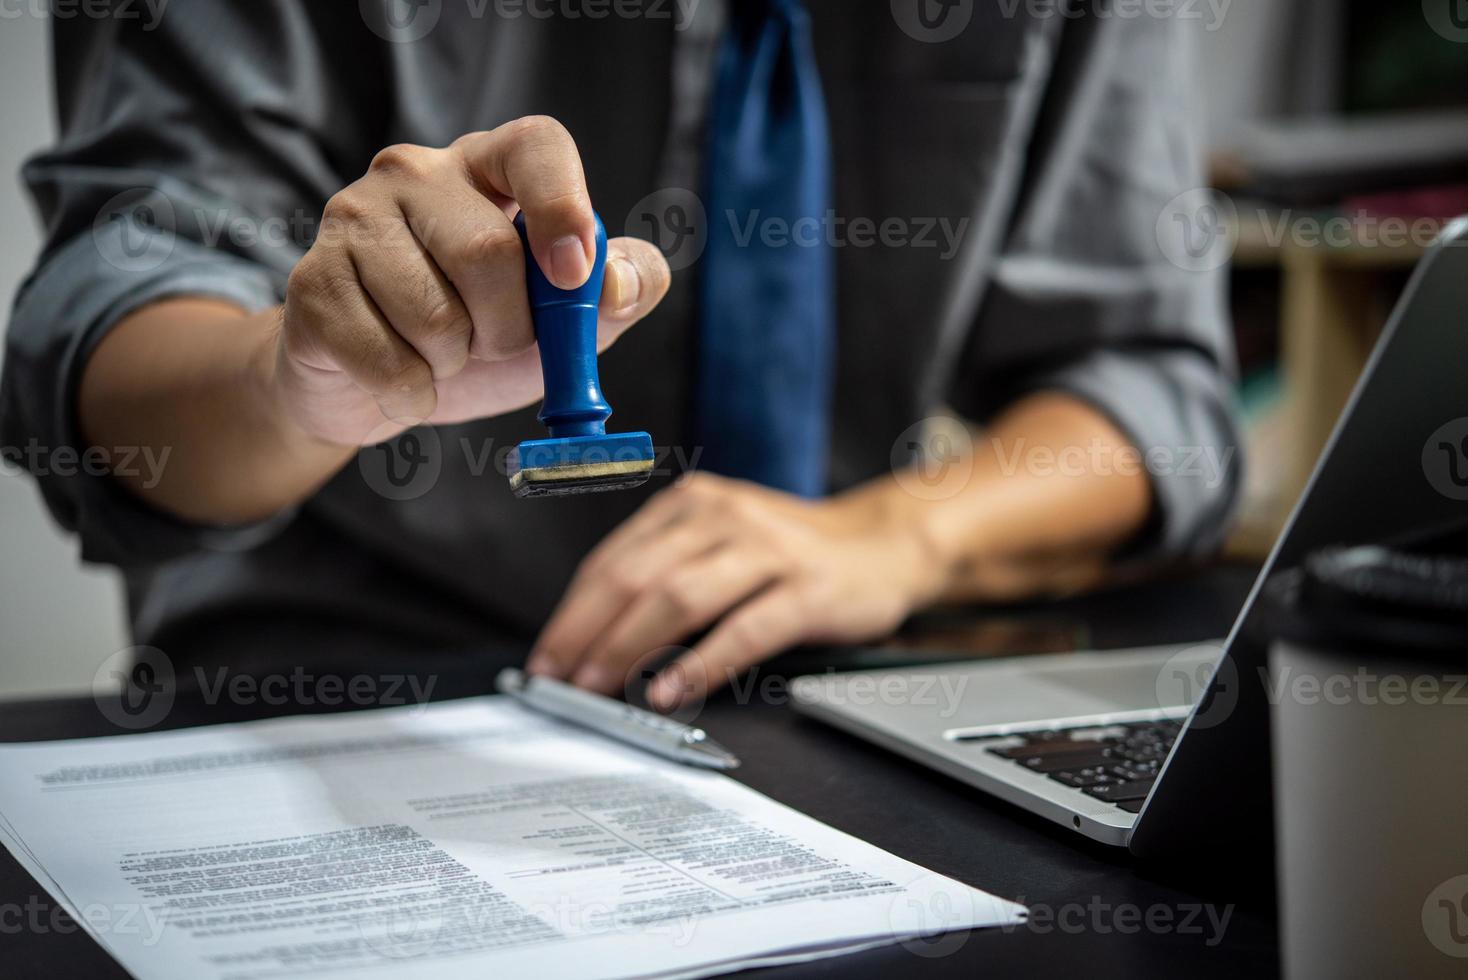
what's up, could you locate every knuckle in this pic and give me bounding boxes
[659,575,702,620]
[506,114,573,147]
[679,472,718,497]
[369,143,435,181]
[418,292,470,350]
[322,187,374,226]
[572,551,615,590]
[286,252,325,299]
[792,579,829,616]
[574,551,606,581]
[606,560,649,598]
[724,616,764,662]
[537,187,592,223]
[472,318,535,362]
[456,225,524,271]
[289,253,357,314]
[725,494,764,524]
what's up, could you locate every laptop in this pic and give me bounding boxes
[792,217,1468,867]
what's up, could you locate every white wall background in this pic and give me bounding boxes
[0,14,129,698]
[0,4,1299,700]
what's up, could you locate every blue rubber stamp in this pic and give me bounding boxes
[508,212,655,498]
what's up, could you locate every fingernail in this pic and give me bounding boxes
[647,676,678,712]
[549,235,590,289]
[572,664,617,694]
[606,257,642,314]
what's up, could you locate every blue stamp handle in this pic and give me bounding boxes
[515,212,611,439]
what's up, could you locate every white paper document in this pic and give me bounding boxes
[0,696,1025,979]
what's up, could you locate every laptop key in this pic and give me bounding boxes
[989,739,1111,760]
[1116,799,1146,814]
[1083,778,1155,803]
[1109,763,1158,782]
[1051,766,1115,788]
[1018,750,1113,773]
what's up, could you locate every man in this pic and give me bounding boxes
[2,1,1239,710]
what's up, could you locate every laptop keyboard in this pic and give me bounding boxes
[983,720,1181,814]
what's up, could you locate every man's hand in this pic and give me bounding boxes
[274,116,671,446]
[523,394,1158,711]
[526,473,946,710]
[81,116,671,524]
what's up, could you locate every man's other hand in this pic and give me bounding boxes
[526,473,946,710]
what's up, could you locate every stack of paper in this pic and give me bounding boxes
[0,696,1026,979]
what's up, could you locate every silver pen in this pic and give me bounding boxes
[494,667,740,770]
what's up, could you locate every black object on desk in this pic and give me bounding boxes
[0,566,1276,980]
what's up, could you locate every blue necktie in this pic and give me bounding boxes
[695,0,835,497]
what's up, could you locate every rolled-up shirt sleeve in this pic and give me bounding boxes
[1,4,383,565]
[949,10,1242,561]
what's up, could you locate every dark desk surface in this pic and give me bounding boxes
[1,564,1277,979]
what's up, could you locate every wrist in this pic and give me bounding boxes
[250,309,356,470]
[825,478,955,610]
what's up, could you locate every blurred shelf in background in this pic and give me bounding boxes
[1225,207,1436,559]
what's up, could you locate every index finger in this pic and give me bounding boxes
[452,117,597,290]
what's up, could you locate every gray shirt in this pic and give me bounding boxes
[2,1,1240,672]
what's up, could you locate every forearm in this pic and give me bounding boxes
[834,392,1154,604]
[78,297,355,526]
